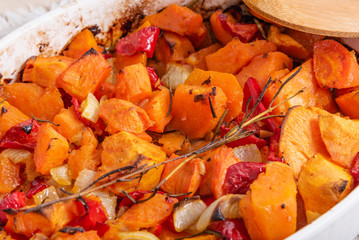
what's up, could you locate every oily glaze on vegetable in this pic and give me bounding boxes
[1,2,359,240]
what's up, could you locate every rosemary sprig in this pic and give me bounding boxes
[11,67,303,214]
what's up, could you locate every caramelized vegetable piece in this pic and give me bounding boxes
[205,38,277,74]
[115,63,152,104]
[98,131,166,194]
[217,12,258,43]
[116,193,177,230]
[263,59,337,124]
[143,4,203,37]
[336,89,359,118]
[298,154,354,223]
[0,191,25,226]
[115,26,160,58]
[58,48,111,101]
[68,128,100,179]
[318,114,359,168]
[199,146,241,198]
[185,68,243,122]
[0,83,64,121]
[51,230,101,240]
[267,25,309,59]
[239,162,297,240]
[99,98,154,135]
[185,43,221,70]
[0,119,39,150]
[53,107,86,144]
[279,106,330,179]
[169,84,227,139]
[313,39,359,89]
[210,10,237,45]
[235,51,293,89]
[64,28,103,58]
[22,56,74,87]
[116,52,147,71]
[155,31,195,62]
[158,131,187,156]
[160,154,203,198]
[142,87,172,133]
[5,211,54,237]
[0,157,21,193]
[33,123,69,175]
[0,100,30,140]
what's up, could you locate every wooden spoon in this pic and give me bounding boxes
[243,0,359,38]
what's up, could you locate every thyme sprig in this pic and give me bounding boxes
[10,67,303,214]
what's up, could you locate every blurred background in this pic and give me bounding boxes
[0,0,74,38]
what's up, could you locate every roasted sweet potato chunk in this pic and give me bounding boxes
[58,48,111,101]
[185,68,243,122]
[239,162,297,240]
[0,100,29,140]
[267,25,309,59]
[23,56,74,87]
[98,131,166,194]
[115,63,152,104]
[0,83,64,121]
[64,28,103,58]
[143,4,203,37]
[336,89,359,119]
[99,98,154,135]
[279,106,330,179]
[0,157,21,193]
[161,154,203,199]
[318,114,359,168]
[235,51,293,89]
[263,59,337,125]
[298,154,354,223]
[169,84,227,139]
[33,123,69,175]
[205,38,277,74]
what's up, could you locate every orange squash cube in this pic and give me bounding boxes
[33,123,69,175]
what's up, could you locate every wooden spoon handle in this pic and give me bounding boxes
[243,0,359,38]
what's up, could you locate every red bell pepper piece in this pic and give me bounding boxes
[149,224,162,237]
[71,197,108,236]
[218,14,258,43]
[220,124,267,149]
[116,26,160,58]
[0,119,40,150]
[242,77,279,132]
[267,128,284,162]
[0,191,26,226]
[223,162,266,194]
[147,67,163,91]
[25,176,49,198]
[208,219,250,240]
[351,153,359,185]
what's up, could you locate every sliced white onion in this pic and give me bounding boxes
[33,186,59,205]
[72,169,96,193]
[81,93,100,123]
[90,190,117,220]
[50,164,72,186]
[161,63,193,89]
[173,197,207,232]
[233,144,262,163]
[195,194,245,232]
[112,231,159,240]
[0,148,32,164]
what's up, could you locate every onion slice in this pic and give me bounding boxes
[195,194,245,232]
[173,197,207,232]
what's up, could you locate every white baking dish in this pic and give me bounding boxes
[0,0,358,239]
